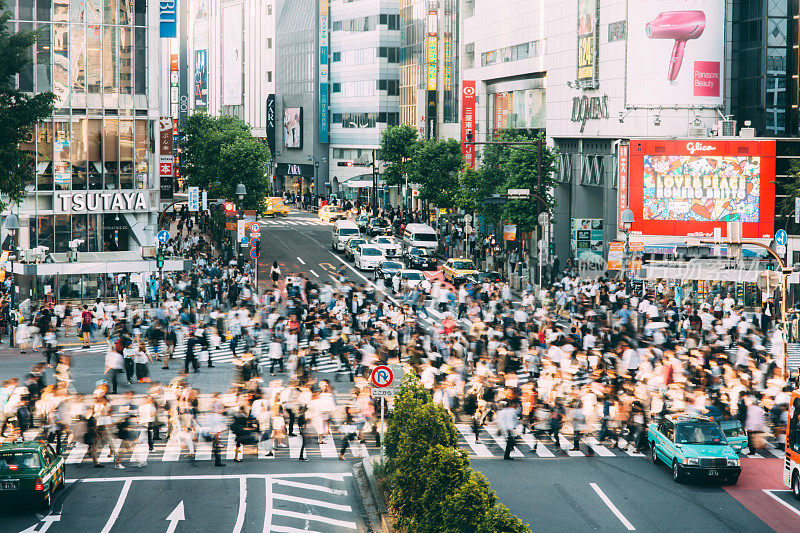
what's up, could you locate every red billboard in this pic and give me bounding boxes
[627,139,775,239]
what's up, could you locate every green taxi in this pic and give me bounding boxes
[648,414,741,484]
[0,440,66,509]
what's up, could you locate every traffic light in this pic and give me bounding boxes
[337,161,354,167]
[156,254,164,269]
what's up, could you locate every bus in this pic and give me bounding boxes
[785,390,800,499]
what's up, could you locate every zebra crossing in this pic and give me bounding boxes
[257,215,327,227]
[48,423,784,464]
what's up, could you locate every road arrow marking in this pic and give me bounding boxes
[166,501,185,533]
[19,514,61,533]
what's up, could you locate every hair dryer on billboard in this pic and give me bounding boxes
[645,11,706,81]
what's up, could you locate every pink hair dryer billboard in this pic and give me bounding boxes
[646,11,706,81]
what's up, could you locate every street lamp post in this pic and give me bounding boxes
[236,183,247,264]
[4,214,19,348]
[621,208,635,293]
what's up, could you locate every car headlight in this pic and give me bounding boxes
[727,458,739,467]
[684,458,699,466]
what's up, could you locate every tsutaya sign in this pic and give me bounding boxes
[55,191,150,214]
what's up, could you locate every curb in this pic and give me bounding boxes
[361,456,394,533]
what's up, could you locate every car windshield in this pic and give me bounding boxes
[375,237,392,244]
[452,261,474,269]
[349,239,366,248]
[340,228,359,236]
[718,421,745,437]
[361,247,383,256]
[414,233,437,242]
[370,219,388,227]
[403,272,423,280]
[675,423,727,445]
[382,262,403,270]
[0,451,41,469]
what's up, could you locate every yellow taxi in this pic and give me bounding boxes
[319,205,346,223]
[442,258,477,285]
[264,197,290,217]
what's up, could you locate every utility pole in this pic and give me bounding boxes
[372,149,378,212]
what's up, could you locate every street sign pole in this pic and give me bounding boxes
[380,396,385,462]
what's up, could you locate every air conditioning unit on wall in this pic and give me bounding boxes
[717,119,736,137]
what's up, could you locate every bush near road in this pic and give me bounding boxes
[379,373,529,533]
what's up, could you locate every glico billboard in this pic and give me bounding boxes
[624,139,775,239]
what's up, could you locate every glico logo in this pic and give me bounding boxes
[463,85,475,97]
[686,141,715,154]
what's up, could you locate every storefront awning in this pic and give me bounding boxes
[344,180,375,189]
[11,252,191,276]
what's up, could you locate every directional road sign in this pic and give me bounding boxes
[157,230,169,244]
[240,236,249,245]
[776,229,788,246]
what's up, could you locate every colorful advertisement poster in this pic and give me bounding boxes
[626,0,724,107]
[221,2,243,106]
[577,0,598,87]
[617,143,628,227]
[571,218,604,258]
[627,139,775,238]
[159,0,176,38]
[607,241,624,271]
[284,107,303,148]
[503,224,516,241]
[193,50,207,109]
[319,0,329,143]
[53,139,71,188]
[461,81,475,168]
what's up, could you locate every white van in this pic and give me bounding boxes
[402,223,438,251]
[332,219,361,251]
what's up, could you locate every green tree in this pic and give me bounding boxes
[408,138,464,210]
[379,124,418,187]
[0,3,56,210]
[179,113,270,210]
[481,131,558,232]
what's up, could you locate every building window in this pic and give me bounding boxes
[267,38,272,49]
[267,71,272,82]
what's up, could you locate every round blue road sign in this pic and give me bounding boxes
[776,229,787,246]
[250,237,260,248]
[250,247,260,259]
[157,230,169,243]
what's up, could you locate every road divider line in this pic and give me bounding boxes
[100,478,132,533]
[272,493,352,512]
[297,257,306,265]
[309,269,319,278]
[233,477,247,533]
[763,490,800,518]
[263,478,273,533]
[589,482,636,531]
[273,479,348,495]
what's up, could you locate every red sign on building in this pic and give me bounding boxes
[461,81,475,168]
[617,143,628,228]
[627,139,776,239]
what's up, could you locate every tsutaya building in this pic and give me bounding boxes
[0,0,188,305]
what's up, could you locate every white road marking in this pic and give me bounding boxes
[269,526,323,533]
[273,479,348,495]
[288,435,301,459]
[131,441,149,464]
[98,444,114,463]
[272,493,353,512]
[99,479,132,533]
[582,436,616,457]
[232,477,247,533]
[309,269,319,278]
[590,482,636,531]
[763,490,800,518]
[195,441,212,461]
[486,427,524,458]
[162,437,181,461]
[67,473,354,483]
[263,478,273,533]
[272,509,357,530]
[165,501,185,533]
[455,424,493,458]
[226,432,236,460]
[350,440,370,458]
[66,443,88,464]
[297,256,306,265]
[558,434,585,457]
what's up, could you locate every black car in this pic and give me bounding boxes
[374,260,404,281]
[404,246,437,270]
[366,217,392,236]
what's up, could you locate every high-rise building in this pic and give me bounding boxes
[0,0,180,304]
[328,0,401,202]
[728,1,800,136]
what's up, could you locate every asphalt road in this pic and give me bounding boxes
[0,460,367,533]
[475,456,800,532]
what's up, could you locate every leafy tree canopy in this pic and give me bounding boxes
[379,124,418,187]
[408,138,464,210]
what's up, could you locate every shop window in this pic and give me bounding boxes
[134,28,146,95]
[71,25,86,96]
[36,23,51,93]
[36,0,50,20]
[119,27,132,95]
[72,214,88,251]
[104,118,119,189]
[54,214,70,253]
[103,26,119,107]
[134,0,146,26]
[36,216,54,253]
[53,121,70,190]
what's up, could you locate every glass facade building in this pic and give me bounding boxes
[6,0,157,255]
[729,0,800,136]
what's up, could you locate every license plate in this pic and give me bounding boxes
[707,469,719,476]
[1,480,19,490]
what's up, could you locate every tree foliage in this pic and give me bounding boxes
[0,3,56,210]
[408,138,465,210]
[382,373,529,533]
[179,113,270,210]
[379,124,418,187]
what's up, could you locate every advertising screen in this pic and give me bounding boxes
[193,50,208,108]
[627,139,775,238]
[577,0,598,87]
[283,107,303,149]
[626,0,724,107]
[221,3,243,106]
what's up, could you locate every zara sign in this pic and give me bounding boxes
[55,191,150,214]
